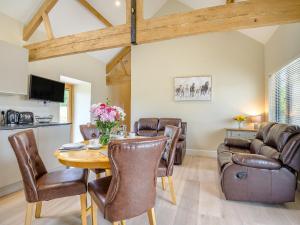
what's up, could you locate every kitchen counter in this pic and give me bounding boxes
[0,122,71,130]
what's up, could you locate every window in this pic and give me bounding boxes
[269,57,300,125]
[60,84,73,123]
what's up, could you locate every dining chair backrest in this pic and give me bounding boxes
[80,124,100,140]
[163,125,181,175]
[8,129,47,202]
[105,136,168,222]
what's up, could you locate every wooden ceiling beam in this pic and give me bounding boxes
[78,0,112,27]
[126,0,132,24]
[23,0,58,41]
[136,0,300,44]
[106,74,131,86]
[42,12,54,40]
[106,47,131,73]
[24,0,300,61]
[24,24,131,61]
[226,0,235,3]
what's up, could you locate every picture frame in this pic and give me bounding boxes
[174,76,212,101]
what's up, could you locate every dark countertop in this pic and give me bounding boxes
[0,122,72,130]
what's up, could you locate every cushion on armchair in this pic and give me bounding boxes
[232,153,281,170]
[138,118,159,131]
[158,118,181,131]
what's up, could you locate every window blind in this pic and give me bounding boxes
[269,57,300,125]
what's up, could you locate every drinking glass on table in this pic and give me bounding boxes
[89,139,99,146]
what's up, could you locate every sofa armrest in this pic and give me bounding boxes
[232,153,281,170]
[224,138,251,149]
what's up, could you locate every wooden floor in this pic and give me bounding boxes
[1,155,300,225]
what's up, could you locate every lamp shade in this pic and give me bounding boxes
[250,115,263,123]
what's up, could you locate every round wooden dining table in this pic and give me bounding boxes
[54,143,111,170]
[54,136,147,170]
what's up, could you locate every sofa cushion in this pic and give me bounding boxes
[224,138,251,149]
[137,130,158,137]
[157,118,181,131]
[138,118,159,130]
[264,124,300,151]
[250,139,264,154]
[280,134,300,172]
[218,143,250,155]
[259,146,280,159]
[256,122,276,141]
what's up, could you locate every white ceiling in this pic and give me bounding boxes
[239,26,279,44]
[0,0,279,64]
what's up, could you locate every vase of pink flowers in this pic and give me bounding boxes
[90,100,126,145]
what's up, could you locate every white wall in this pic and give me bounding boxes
[264,23,300,115]
[73,82,92,142]
[0,12,108,123]
[132,32,265,150]
[265,23,300,76]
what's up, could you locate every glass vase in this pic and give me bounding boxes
[99,128,112,145]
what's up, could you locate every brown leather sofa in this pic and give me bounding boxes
[134,118,187,165]
[218,122,300,203]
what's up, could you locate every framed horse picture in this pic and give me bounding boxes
[174,76,212,101]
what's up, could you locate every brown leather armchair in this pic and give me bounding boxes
[80,124,105,178]
[8,130,88,225]
[88,136,168,225]
[218,122,300,203]
[158,125,181,205]
[134,118,187,165]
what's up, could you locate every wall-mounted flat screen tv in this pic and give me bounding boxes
[29,75,65,103]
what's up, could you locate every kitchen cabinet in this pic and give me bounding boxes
[0,124,71,196]
[0,128,38,189]
[37,125,71,171]
[0,40,29,95]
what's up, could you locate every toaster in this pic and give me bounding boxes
[18,112,34,125]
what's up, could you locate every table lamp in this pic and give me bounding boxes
[250,115,262,130]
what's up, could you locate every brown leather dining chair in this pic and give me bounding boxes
[158,125,181,205]
[80,124,105,178]
[8,129,89,225]
[80,124,101,141]
[88,136,168,225]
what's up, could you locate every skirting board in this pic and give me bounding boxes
[0,181,23,197]
[187,149,217,158]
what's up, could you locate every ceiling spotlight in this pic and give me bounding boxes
[115,0,121,7]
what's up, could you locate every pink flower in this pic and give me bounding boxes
[91,101,126,123]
